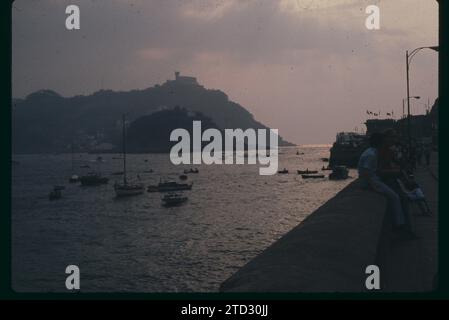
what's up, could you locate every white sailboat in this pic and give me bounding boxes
[114,114,144,197]
[69,143,80,183]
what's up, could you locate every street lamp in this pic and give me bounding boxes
[405,46,438,153]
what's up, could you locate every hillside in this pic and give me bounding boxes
[12,73,293,153]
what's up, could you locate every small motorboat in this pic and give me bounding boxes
[302,174,325,179]
[329,166,349,180]
[179,174,188,181]
[147,180,193,193]
[297,169,318,174]
[69,174,79,183]
[161,193,188,207]
[184,168,199,174]
[278,168,289,174]
[79,173,109,186]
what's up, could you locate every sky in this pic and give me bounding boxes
[12,0,438,144]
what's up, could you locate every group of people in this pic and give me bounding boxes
[357,129,430,240]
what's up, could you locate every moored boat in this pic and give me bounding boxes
[113,114,145,197]
[302,174,325,179]
[161,193,188,207]
[329,165,349,180]
[297,169,318,174]
[114,182,145,197]
[79,173,109,186]
[147,180,193,193]
[69,174,79,183]
[49,187,62,200]
[68,144,80,183]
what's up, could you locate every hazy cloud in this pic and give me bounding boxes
[12,0,438,143]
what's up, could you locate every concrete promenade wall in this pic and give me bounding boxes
[220,179,387,292]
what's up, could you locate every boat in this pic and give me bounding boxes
[329,165,349,180]
[321,165,333,171]
[49,187,62,200]
[80,165,90,169]
[111,171,124,176]
[302,174,325,179]
[297,169,318,174]
[114,182,145,197]
[79,173,109,186]
[278,168,289,174]
[69,174,79,183]
[161,193,188,207]
[184,168,199,174]
[329,132,366,168]
[147,180,193,193]
[179,174,188,180]
[114,114,145,197]
[68,144,80,183]
[143,169,154,173]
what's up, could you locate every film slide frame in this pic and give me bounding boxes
[1,0,448,307]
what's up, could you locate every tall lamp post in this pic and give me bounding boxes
[405,46,438,152]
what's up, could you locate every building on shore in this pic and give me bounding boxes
[329,98,438,167]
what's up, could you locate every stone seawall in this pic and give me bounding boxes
[220,179,387,292]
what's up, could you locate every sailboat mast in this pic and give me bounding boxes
[122,114,127,184]
[71,142,74,173]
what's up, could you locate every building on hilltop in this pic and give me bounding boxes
[166,71,200,86]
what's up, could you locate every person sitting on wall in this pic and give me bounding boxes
[358,132,418,240]
[377,129,414,226]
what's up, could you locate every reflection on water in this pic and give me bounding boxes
[12,146,354,292]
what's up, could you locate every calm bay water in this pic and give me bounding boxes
[12,146,354,292]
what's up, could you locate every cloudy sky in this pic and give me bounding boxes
[12,0,438,144]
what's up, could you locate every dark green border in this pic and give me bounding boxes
[1,0,448,300]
